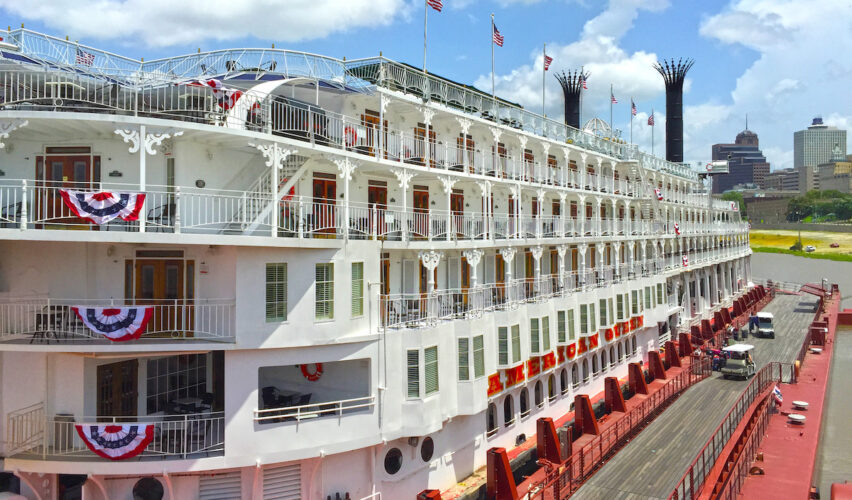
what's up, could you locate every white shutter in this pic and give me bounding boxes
[262,463,301,500]
[199,471,241,500]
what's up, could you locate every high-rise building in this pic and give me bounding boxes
[711,128,771,193]
[794,117,847,169]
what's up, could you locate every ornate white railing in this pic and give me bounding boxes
[253,395,376,423]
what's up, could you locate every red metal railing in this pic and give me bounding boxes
[711,393,773,500]
[526,356,712,499]
[667,361,795,500]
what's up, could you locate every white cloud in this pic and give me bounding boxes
[691,0,852,170]
[474,0,670,124]
[0,0,409,47]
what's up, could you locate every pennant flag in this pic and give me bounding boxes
[648,113,655,126]
[76,48,95,66]
[72,306,154,342]
[544,54,553,71]
[59,189,146,225]
[75,424,154,460]
[181,79,244,110]
[611,92,618,104]
[682,255,689,267]
[426,0,442,11]
[631,100,637,116]
[492,24,504,47]
[674,222,680,235]
[773,385,783,405]
[654,188,663,201]
[581,75,588,90]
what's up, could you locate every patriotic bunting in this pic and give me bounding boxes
[674,222,680,235]
[59,189,146,225]
[75,424,154,460]
[682,255,689,267]
[72,306,154,342]
[181,79,244,110]
[773,385,783,405]
[654,188,663,201]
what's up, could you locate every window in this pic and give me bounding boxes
[504,396,515,426]
[610,347,616,367]
[567,310,575,340]
[548,374,557,402]
[560,369,569,395]
[557,311,566,343]
[351,262,364,317]
[582,359,589,381]
[534,381,544,408]
[487,403,498,436]
[632,336,637,355]
[617,294,624,320]
[580,304,588,334]
[608,298,614,324]
[315,263,334,320]
[458,338,470,381]
[631,290,639,315]
[407,350,419,398]
[599,299,608,327]
[601,350,608,372]
[498,327,509,366]
[384,448,403,475]
[146,354,208,414]
[572,364,580,388]
[265,263,287,322]
[530,318,540,354]
[590,303,596,332]
[542,317,551,352]
[421,437,435,462]
[645,287,652,309]
[520,388,530,417]
[657,283,664,305]
[511,325,521,364]
[425,346,439,395]
[473,335,485,378]
[592,355,599,375]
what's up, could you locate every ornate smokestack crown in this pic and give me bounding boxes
[555,69,589,130]
[654,58,694,163]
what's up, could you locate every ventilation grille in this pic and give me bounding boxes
[199,471,241,500]
[263,463,301,499]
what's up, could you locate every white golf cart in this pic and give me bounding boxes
[721,344,756,380]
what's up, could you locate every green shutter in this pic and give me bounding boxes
[542,317,551,351]
[498,327,509,366]
[425,346,439,394]
[599,299,607,326]
[458,338,470,381]
[590,303,596,332]
[407,350,420,398]
[315,263,334,320]
[557,311,566,343]
[567,309,575,340]
[351,262,364,317]
[265,263,287,322]
[617,294,624,320]
[580,304,588,334]
[473,335,485,378]
[511,325,521,364]
[530,318,540,354]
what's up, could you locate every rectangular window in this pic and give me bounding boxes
[608,298,614,324]
[542,317,551,351]
[567,310,576,340]
[146,354,207,414]
[657,283,664,305]
[458,338,470,381]
[498,327,509,366]
[580,304,588,334]
[351,262,364,317]
[631,290,639,315]
[617,294,624,320]
[530,318,540,354]
[590,303,596,332]
[407,350,419,398]
[315,263,334,320]
[425,346,439,395]
[473,335,485,378]
[645,287,652,309]
[599,299,607,327]
[265,263,287,322]
[557,311,566,343]
[511,325,521,364]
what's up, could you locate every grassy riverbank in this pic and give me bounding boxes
[750,229,852,262]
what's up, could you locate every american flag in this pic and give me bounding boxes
[631,99,637,116]
[610,92,618,104]
[426,0,442,12]
[773,385,783,405]
[181,79,244,110]
[647,113,655,126]
[76,48,95,66]
[544,54,553,71]
[581,75,588,90]
[493,24,504,47]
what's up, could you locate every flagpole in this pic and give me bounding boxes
[491,13,495,101]
[651,107,655,156]
[423,0,428,73]
[609,83,613,139]
[542,43,546,117]
[630,97,633,145]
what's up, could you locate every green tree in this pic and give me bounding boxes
[721,191,746,214]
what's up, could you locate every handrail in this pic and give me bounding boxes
[668,361,795,500]
[253,395,376,422]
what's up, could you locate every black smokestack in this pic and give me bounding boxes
[654,58,694,162]
[555,69,588,129]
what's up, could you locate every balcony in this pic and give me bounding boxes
[5,403,224,461]
[0,298,235,344]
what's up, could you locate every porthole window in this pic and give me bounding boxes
[384,448,403,475]
[132,477,164,500]
[420,437,435,462]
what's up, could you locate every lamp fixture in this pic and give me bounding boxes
[195,179,206,188]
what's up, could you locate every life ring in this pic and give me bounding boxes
[300,363,323,381]
[344,126,357,147]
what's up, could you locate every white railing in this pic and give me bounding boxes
[0,298,235,343]
[253,395,376,423]
[6,405,225,460]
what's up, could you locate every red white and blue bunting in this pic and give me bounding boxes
[180,79,243,110]
[674,222,680,235]
[59,189,146,225]
[71,306,154,342]
[75,423,154,460]
[682,255,689,267]
[654,188,663,201]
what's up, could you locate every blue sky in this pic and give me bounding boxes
[2,0,849,169]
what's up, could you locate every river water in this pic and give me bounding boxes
[751,252,852,494]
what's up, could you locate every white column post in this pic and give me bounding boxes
[462,249,483,289]
[335,158,358,242]
[531,245,543,295]
[499,247,517,301]
[557,244,568,293]
[393,169,413,241]
[441,175,456,242]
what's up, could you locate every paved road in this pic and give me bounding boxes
[574,294,817,500]
[751,252,852,307]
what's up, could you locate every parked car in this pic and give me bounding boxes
[830,243,840,248]
[805,245,816,252]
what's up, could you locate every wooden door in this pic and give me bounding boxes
[531,198,539,219]
[461,257,470,306]
[552,201,560,217]
[97,360,138,419]
[451,190,464,237]
[368,183,388,236]
[133,259,194,336]
[495,254,506,303]
[360,110,386,156]
[414,124,436,167]
[547,155,558,184]
[35,155,95,226]
[312,175,336,235]
[458,134,475,173]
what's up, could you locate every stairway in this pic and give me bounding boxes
[222,154,309,235]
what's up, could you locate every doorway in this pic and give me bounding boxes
[35,150,100,227]
[312,173,337,236]
[128,255,195,337]
[97,360,138,418]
